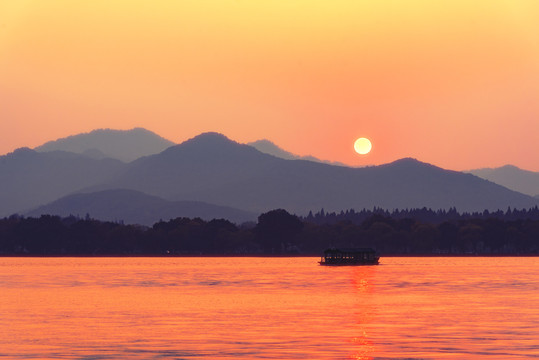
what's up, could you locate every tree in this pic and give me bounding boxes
[255,209,303,253]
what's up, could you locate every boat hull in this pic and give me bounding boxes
[319,259,379,266]
[320,247,380,266]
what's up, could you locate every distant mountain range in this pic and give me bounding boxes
[2,128,538,224]
[84,132,538,214]
[35,127,175,162]
[252,139,539,198]
[0,148,124,217]
[247,139,347,166]
[468,165,539,198]
[26,189,257,225]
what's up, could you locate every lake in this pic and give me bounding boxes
[1,257,538,359]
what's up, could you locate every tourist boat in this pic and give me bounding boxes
[319,248,380,266]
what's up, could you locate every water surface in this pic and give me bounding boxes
[1,257,538,359]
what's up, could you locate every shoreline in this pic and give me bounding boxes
[1,253,538,258]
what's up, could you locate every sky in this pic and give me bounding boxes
[1,0,539,171]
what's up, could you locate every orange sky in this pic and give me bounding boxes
[1,0,538,170]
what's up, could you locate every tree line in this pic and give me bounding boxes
[1,208,538,256]
[303,206,539,225]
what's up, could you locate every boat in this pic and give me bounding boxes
[319,247,380,266]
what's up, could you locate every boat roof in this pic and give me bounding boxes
[323,247,377,254]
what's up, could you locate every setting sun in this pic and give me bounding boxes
[354,138,372,155]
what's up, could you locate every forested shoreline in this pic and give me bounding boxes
[1,208,539,256]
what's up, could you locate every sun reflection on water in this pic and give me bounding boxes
[350,332,375,360]
[348,266,377,360]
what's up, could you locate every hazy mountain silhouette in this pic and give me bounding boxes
[26,189,257,225]
[247,139,298,160]
[248,139,347,166]
[468,165,539,197]
[93,132,539,214]
[35,128,175,162]
[0,148,125,217]
[4,132,538,220]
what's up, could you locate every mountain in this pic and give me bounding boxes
[247,139,298,160]
[0,148,125,217]
[467,165,539,197]
[35,128,175,162]
[91,132,539,214]
[248,139,347,166]
[4,131,538,220]
[26,189,257,225]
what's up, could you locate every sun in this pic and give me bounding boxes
[354,137,372,155]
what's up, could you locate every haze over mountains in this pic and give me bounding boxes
[97,132,537,214]
[252,139,539,197]
[467,165,539,198]
[32,127,539,196]
[248,139,347,166]
[0,148,124,217]
[1,128,538,224]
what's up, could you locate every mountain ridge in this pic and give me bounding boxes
[26,189,257,225]
[467,165,539,197]
[248,139,348,166]
[35,127,175,162]
[0,148,125,217]
[3,130,538,222]
[89,132,539,214]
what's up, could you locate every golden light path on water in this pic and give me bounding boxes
[1,257,538,359]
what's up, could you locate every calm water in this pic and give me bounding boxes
[1,257,538,359]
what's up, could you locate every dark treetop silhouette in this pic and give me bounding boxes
[1,208,538,256]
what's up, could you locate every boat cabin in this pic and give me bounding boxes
[320,248,379,265]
